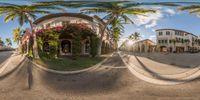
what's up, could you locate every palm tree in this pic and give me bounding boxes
[128,32,141,41]
[110,18,124,43]
[5,38,12,47]
[178,5,200,16]
[0,37,4,47]
[12,27,22,46]
[0,3,63,58]
[81,1,156,56]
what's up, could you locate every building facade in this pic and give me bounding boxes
[132,39,156,53]
[21,13,116,56]
[156,29,199,53]
[119,39,156,53]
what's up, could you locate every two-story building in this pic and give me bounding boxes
[21,13,116,55]
[156,29,199,53]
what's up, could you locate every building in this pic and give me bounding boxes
[119,39,156,53]
[132,39,156,53]
[156,29,199,53]
[21,13,115,55]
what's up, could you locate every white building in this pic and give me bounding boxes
[132,39,156,53]
[119,39,156,53]
[22,13,116,55]
[156,29,199,53]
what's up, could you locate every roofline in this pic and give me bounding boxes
[136,39,156,44]
[155,28,197,37]
[33,13,94,24]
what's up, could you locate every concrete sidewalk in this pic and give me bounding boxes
[0,53,25,76]
[119,51,200,85]
[128,52,200,68]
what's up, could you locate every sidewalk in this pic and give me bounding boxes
[119,51,200,85]
[131,55,191,75]
[0,53,25,76]
[129,52,200,68]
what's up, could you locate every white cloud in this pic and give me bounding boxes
[145,20,157,28]
[136,28,141,31]
[129,7,176,29]
[148,35,156,42]
[164,8,176,15]
[140,34,145,40]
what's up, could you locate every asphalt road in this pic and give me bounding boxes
[0,51,13,67]
[0,53,200,100]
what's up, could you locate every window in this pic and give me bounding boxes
[43,42,50,52]
[85,40,90,53]
[169,40,172,43]
[165,40,168,44]
[158,40,161,43]
[166,31,170,35]
[175,31,179,35]
[62,21,70,26]
[46,23,51,29]
[159,32,163,36]
[162,40,164,43]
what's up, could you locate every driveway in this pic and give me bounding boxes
[0,53,200,100]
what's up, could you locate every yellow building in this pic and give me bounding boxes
[132,39,156,53]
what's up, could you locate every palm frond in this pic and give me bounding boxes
[190,9,200,14]
[178,5,200,11]
[81,8,110,14]
[121,15,134,24]
[124,8,156,15]
[18,14,26,26]
[4,13,16,23]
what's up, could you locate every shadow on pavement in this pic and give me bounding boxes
[125,52,200,69]
[0,57,26,80]
[101,53,125,67]
[133,55,200,82]
[37,53,129,94]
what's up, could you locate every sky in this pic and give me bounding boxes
[0,0,200,48]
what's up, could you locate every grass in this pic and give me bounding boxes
[34,56,106,71]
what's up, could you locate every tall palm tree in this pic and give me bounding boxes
[128,32,141,41]
[5,38,12,47]
[0,37,4,47]
[12,27,22,46]
[0,3,63,58]
[81,1,156,56]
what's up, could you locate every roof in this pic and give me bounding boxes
[135,39,156,45]
[33,13,94,24]
[155,28,197,37]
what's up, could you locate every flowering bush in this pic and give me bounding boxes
[36,23,97,58]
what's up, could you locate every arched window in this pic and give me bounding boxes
[43,42,50,52]
[61,40,71,54]
[85,40,90,53]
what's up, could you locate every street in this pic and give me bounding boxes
[0,51,13,68]
[0,52,200,100]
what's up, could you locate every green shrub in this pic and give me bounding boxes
[72,33,81,59]
[90,35,99,57]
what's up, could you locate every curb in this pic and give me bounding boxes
[30,53,114,75]
[119,52,187,85]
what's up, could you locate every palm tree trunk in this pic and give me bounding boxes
[97,17,114,56]
[27,19,39,58]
